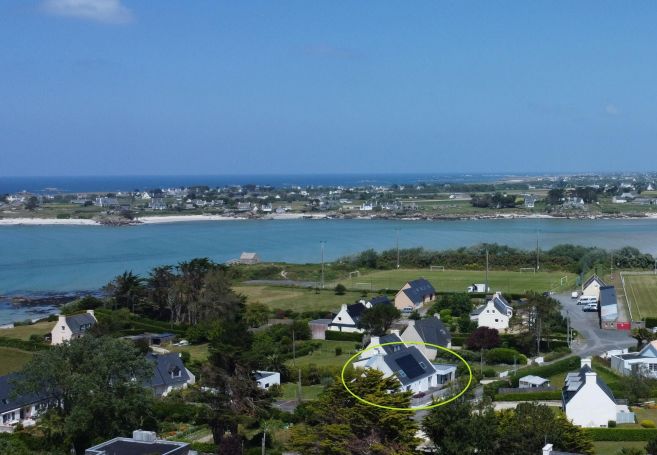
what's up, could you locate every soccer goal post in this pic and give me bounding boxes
[519,267,536,273]
[560,276,568,286]
[429,265,445,271]
[348,270,361,279]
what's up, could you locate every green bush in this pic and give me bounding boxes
[608,420,616,428]
[0,336,48,352]
[335,347,342,356]
[190,442,217,452]
[543,347,572,362]
[494,391,562,401]
[646,317,657,329]
[642,420,656,428]
[324,331,363,342]
[485,347,527,365]
[585,428,657,441]
[482,367,496,378]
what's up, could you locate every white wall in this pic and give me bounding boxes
[477,303,510,330]
[50,315,72,345]
[565,374,617,427]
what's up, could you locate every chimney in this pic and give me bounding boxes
[370,336,380,347]
[341,304,347,311]
[585,371,597,384]
[542,444,553,455]
[581,357,592,369]
[390,329,400,336]
[57,314,66,323]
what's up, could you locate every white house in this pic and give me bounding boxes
[562,358,631,427]
[239,252,260,265]
[582,275,606,301]
[328,296,392,333]
[519,375,550,388]
[146,352,196,397]
[0,373,48,432]
[399,315,451,361]
[394,279,436,311]
[611,340,657,377]
[255,371,281,390]
[51,310,97,345]
[470,292,512,331]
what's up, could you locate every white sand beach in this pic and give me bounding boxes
[0,218,100,226]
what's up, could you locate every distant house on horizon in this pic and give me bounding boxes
[239,252,260,265]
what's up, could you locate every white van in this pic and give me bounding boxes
[577,295,597,305]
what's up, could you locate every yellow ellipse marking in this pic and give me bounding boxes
[340,340,472,411]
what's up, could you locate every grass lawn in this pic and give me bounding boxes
[280,383,325,401]
[593,441,646,455]
[285,340,360,369]
[0,347,33,375]
[169,343,210,362]
[0,321,54,340]
[623,274,657,319]
[330,269,577,294]
[234,285,364,313]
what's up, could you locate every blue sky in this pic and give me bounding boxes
[2,0,657,176]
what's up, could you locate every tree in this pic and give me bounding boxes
[357,304,401,336]
[105,271,146,313]
[547,188,565,205]
[631,328,655,350]
[625,369,654,405]
[290,369,418,455]
[245,301,270,327]
[428,293,472,317]
[645,435,657,455]
[25,196,39,211]
[334,283,347,295]
[14,336,155,454]
[466,327,501,350]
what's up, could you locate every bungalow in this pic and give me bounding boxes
[85,430,190,455]
[582,275,606,301]
[524,194,537,209]
[611,340,657,377]
[51,310,97,345]
[147,352,195,397]
[94,197,119,208]
[599,286,618,329]
[239,252,260,265]
[328,296,392,333]
[394,279,436,311]
[519,375,550,388]
[562,358,632,427]
[470,292,513,331]
[0,374,48,432]
[400,315,451,361]
[255,371,281,390]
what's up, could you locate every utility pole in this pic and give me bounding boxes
[292,329,296,366]
[396,228,400,269]
[261,426,267,455]
[297,368,302,403]
[536,229,540,272]
[320,241,325,289]
[485,248,489,292]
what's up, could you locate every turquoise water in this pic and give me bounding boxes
[1,218,656,296]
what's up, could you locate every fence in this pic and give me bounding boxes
[497,386,557,394]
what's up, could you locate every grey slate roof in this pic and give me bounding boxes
[378,333,405,354]
[146,353,190,389]
[85,438,189,455]
[470,305,486,316]
[411,318,451,347]
[562,365,615,405]
[66,313,96,333]
[492,295,511,315]
[345,302,366,321]
[382,346,436,386]
[599,286,617,307]
[0,373,44,414]
[369,295,392,306]
[402,279,435,305]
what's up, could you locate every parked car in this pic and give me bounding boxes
[582,302,598,312]
[577,295,598,305]
[571,291,580,299]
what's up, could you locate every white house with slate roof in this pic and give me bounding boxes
[146,352,195,397]
[470,292,513,331]
[582,275,606,301]
[400,315,451,361]
[394,279,436,311]
[611,340,657,377]
[255,371,281,390]
[51,310,97,345]
[328,296,392,333]
[0,373,49,432]
[562,358,632,427]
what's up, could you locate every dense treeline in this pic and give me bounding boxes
[340,243,655,274]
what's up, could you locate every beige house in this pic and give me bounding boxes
[394,278,436,310]
[50,310,97,345]
[399,315,451,361]
[582,275,606,301]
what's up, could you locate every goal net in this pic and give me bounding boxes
[560,276,568,286]
[348,270,361,279]
[519,267,536,273]
[429,265,445,271]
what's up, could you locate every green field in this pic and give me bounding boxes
[0,347,33,375]
[0,321,54,340]
[169,343,210,362]
[285,340,359,368]
[234,285,364,312]
[593,441,646,455]
[331,269,577,294]
[623,274,657,320]
[280,383,325,401]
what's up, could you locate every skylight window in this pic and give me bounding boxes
[419,362,426,369]
[398,370,406,378]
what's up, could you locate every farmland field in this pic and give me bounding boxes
[234,285,364,312]
[0,321,54,340]
[330,269,577,294]
[622,273,657,320]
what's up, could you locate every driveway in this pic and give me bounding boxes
[555,293,634,357]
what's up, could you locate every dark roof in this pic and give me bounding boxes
[346,302,366,321]
[85,438,189,455]
[402,278,435,304]
[378,333,405,354]
[382,346,436,386]
[562,365,615,405]
[492,295,511,314]
[369,295,392,306]
[599,286,617,307]
[583,274,607,289]
[410,318,451,347]
[146,353,190,388]
[0,373,45,414]
[470,305,486,316]
[66,312,96,333]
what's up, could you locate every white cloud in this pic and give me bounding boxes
[605,104,620,116]
[41,0,134,24]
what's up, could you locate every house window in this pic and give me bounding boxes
[398,370,406,378]
[62,326,65,330]
[495,319,499,322]
[338,317,342,321]
[170,367,182,378]
[419,362,426,369]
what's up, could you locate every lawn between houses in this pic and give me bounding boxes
[0,320,54,340]
[234,285,365,313]
[0,347,33,375]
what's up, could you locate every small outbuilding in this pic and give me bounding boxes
[239,252,260,265]
[519,375,550,388]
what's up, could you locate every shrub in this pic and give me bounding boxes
[466,327,501,350]
[325,331,363,342]
[494,391,562,401]
[485,348,527,365]
[482,367,496,378]
[334,284,347,295]
[179,351,191,364]
[585,428,657,441]
[645,317,657,329]
[641,420,656,428]
[608,420,616,428]
[335,347,342,356]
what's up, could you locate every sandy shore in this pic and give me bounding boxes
[0,218,99,226]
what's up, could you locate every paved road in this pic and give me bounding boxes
[556,293,635,357]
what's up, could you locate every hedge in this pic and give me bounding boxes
[451,335,467,346]
[0,336,49,352]
[324,331,363,342]
[509,356,581,387]
[485,348,527,365]
[584,428,657,441]
[646,317,657,329]
[494,391,562,401]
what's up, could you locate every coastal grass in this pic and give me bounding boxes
[169,343,210,362]
[234,285,364,313]
[0,321,54,340]
[592,441,646,454]
[623,274,657,319]
[330,268,577,294]
[285,340,359,368]
[0,347,33,375]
